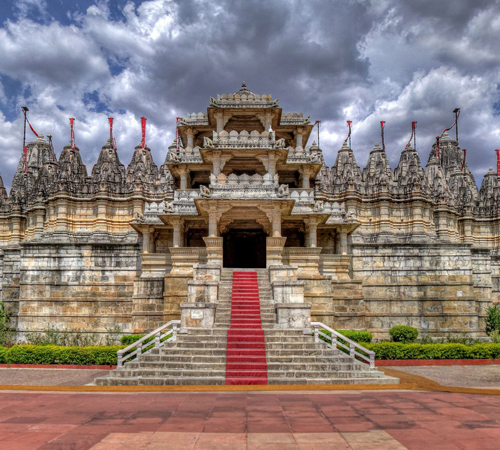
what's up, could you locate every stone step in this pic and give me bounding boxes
[96,377,226,386]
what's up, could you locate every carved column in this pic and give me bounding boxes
[339,229,348,255]
[295,127,303,149]
[268,152,277,177]
[305,217,318,248]
[208,205,219,237]
[185,128,195,149]
[301,165,310,189]
[212,150,222,176]
[142,227,151,254]
[271,209,282,237]
[172,218,184,247]
[179,166,189,190]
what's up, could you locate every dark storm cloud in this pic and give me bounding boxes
[0,0,499,190]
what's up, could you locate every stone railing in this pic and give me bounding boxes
[286,145,323,164]
[205,173,290,200]
[166,147,203,164]
[170,247,207,273]
[282,247,322,276]
[312,322,375,369]
[178,112,209,125]
[210,172,278,187]
[206,130,282,149]
[290,189,314,204]
[210,93,279,108]
[117,320,180,368]
[280,112,311,125]
[159,190,199,216]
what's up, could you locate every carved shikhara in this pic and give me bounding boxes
[0,83,498,339]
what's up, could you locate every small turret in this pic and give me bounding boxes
[126,143,159,192]
[393,144,428,197]
[0,173,8,207]
[91,139,127,193]
[10,133,54,208]
[329,142,363,194]
[362,143,394,195]
[477,168,500,216]
[55,142,88,195]
[448,166,478,214]
[425,155,450,203]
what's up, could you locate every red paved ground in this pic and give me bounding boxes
[0,390,499,449]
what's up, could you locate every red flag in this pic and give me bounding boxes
[405,122,416,149]
[496,150,500,177]
[141,117,146,149]
[28,120,38,137]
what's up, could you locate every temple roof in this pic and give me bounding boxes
[209,82,279,108]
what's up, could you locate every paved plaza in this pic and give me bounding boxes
[0,390,498,450]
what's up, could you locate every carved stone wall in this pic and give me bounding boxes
[16,243,140,337]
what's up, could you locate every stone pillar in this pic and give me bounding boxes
[203,236,223,267]
[295,128,303,149]
[266,236,286,268]
[305,218,318,248]
[185,128,195,149]
[142,227,151,254]
[179,166,189,190]
[301,166,310,189]
[172,218,183,247]
[208,206,219,237]
[212,150,222,176]
[268,153,277,177]
[340,230,348,255]
[272,209,282,237]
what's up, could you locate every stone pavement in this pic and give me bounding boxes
[0,390,499,449]
[385,365,500,389]
[0,369,110,386]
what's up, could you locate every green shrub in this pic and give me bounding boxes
[336,330,372,343]
[120,334,146,345]
[486,305,500,336]
[490,330,500,344]
[0,302,16,347]
[4,345,124,365]
[0,346,6,364]
[389,325,419,343]
[364,342,500,360]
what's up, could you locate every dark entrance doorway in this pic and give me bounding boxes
[223,229,266,268]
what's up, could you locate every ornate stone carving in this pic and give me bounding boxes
[328,142,363,194]
[477,168,500,216]
[209,82,279,108]
[393,145,428,197]
[362,143,394,196]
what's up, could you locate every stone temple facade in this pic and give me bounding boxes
[0,83,498,340]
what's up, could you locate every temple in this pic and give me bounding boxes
[0,83,498,341]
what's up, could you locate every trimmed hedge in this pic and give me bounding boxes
[336,330,372,343]
[0,345,124,365]
[389,325,419,343]
[120,334,146,345]
[364,342,500,360]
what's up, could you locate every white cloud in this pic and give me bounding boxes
[0,0,499,191]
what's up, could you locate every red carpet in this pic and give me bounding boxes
[225,271,268,385]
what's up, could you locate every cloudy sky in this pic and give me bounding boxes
[0,0,499,189]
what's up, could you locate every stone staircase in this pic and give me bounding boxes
[94,268,398,386]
